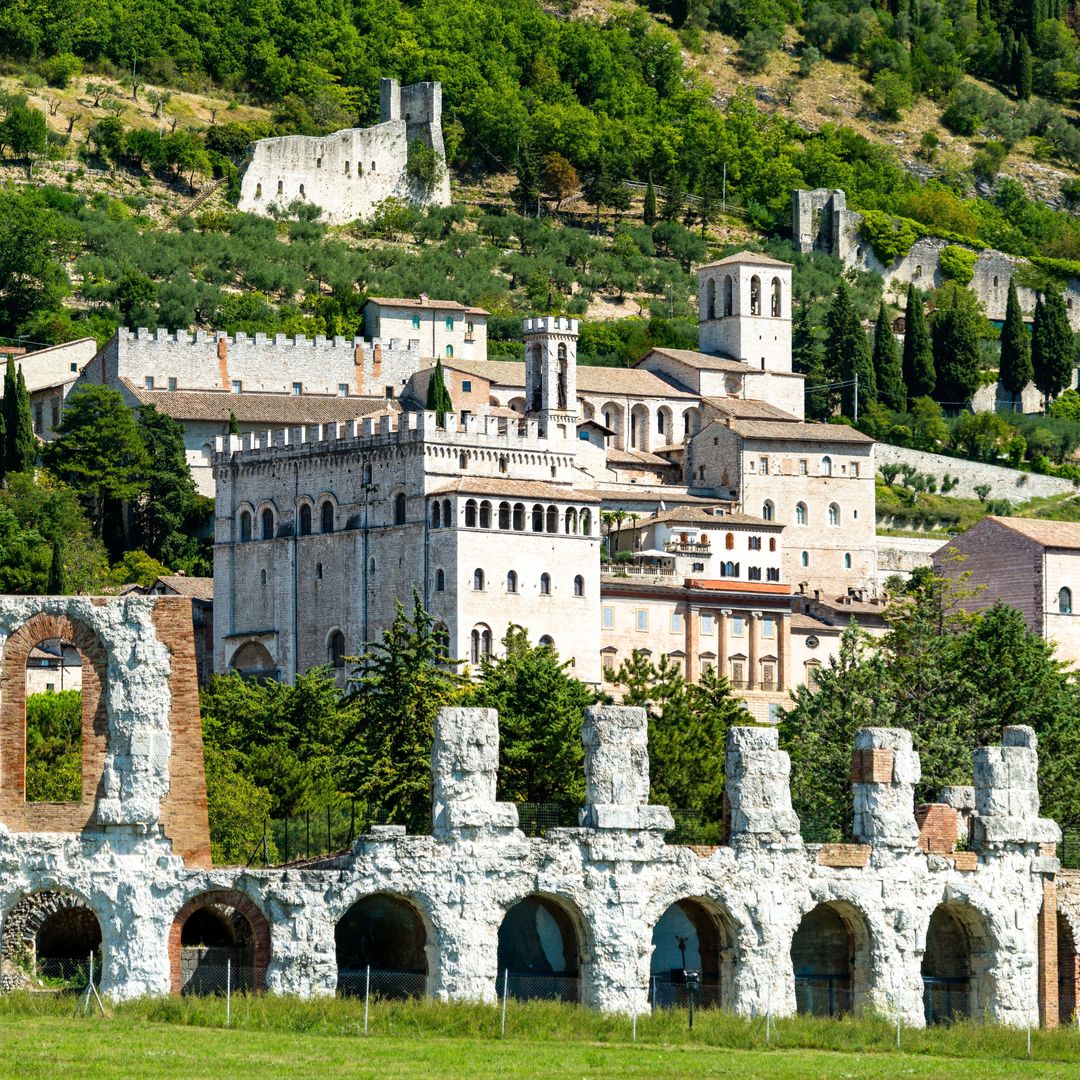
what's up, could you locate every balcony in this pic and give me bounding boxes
[664,541,711,555]
[464,334,476,343]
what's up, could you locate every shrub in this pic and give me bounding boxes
[938,245,977,285]
[40,53,82,89]
[972,142,1007,182]
[872,71,913,120]
[859,210,919,264]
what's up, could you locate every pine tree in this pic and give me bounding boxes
[643,176,657,227]
[1032,288,1074,410]
[1017,36,1033,101]
[902,283,935,403]
[825,281,874,418]
[425,359,454,425]
[998,279,1032,407]
[48,538,66,594]
[872,301,905,410]
[931,283,982,407]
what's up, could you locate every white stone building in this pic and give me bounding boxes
[365,296,488,362]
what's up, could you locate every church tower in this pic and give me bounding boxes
[697,252,792,373]
[524,316,578,438]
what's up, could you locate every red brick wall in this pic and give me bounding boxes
[916,804,959,854]
[1040,878,1059,1029]
[168,890,270,994]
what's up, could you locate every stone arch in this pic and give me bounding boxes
[706,277,716,320]
[169,890,270,995]
[229,640,275,679]
[630,404,650,452]
[657,405,673,445]
[683,407,701,438]
[921,901,995,1024]
[335,892,430,999]
[650,896,738,1009]
[750,275,761,316]
[0,611,109,827]
[791,899,872,1017]
[1,889,103,990]
[497,892,587,1003]
[723,275,733,316]
[771,276,782,317]
[600,401,625,450]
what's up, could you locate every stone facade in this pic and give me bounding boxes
[238,79,451,224]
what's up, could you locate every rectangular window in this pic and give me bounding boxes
[461,380,472,392]
[467,321,474,334]
[768,703,780,723]
[748,536,761,551]
[144,376,154,389]
[636,609,649,632]
[767,567,780,582]
[670,611,683,634]
[70,362,78,373]
[762,616,775,638]
[385,386,395,399]
[231,380,242,393]
[602,606,615,630]
[338,383,349,397]
[412,314,421,330]
[799,459,808,475]
[167,377,177,391]
[292,382,302,395]
[731,615,745,637]
[701,613,714,636]
[851,462,860,477]
[748,460,756,473]
[748,567,762,581]
[759,457,769,474]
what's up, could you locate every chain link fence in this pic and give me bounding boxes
[794,976,853,1017]
[649,975,722,1010]
[1059,824,1080,869]
[503,972,580,1004]
[922,977,972,1025]
[181,962,257,997]
[337,967,425,1000]
[35,955,101,989]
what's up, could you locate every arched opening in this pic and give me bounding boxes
[507,570,518,594]
[298,504,312,536]
[465,499,478,527]
[630,404,650,452]
[822,455,832,477]
[499,502,511,530]
[722,275,733,316]
[557,342,568,410]
[335,894,428,999]
[545,505,558,533]
[24,640,83,802]
[260,507,274,540]
[435,568,445,592]
[1060,587,1072,615]
[230,641,275,680]
[497,895,583,1002]
[528,344,543,411]
[657,406,673,445]
[828,503,840,527]
[922,903,993,1024]
[239,510,252,542]
[600,402,625,449]
[0,891,103,991]
[762,501,774,521]
[650,898,736,1010]
[565,507,577,533]
[479,501,492,529]
[531,504,544,532]
[470,624,493,665]
[328,630,346,670]
[394,492,407,526]
[540,573,551,596]
[791,901,870,1017]
[706,277,716,320]
[1060,913,1078,1024]
[512,503,525,531]
[750,275,761,316]
[771,276,782,317]
[170,891,270,995]
[473,568,485,591]
[573,574,584,597]
[539,634,554,647]
[580,509,592,535]
[321,500,335,534]
[442,499,452,526]
[795,502,807,526]
[432,502,442,528]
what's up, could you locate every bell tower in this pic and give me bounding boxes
[523,316,578,438]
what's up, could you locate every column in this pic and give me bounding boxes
[719,608,730,682]
[746,611,760,690]
[684,600,698,682]
[777,612,790,691]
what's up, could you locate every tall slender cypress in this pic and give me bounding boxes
[48,538,67,594]
[11,365,35,472]
[825,281,874,418]
[1032,289,1074,410]
[425,359,454,425]
[998,279,1032,407]
[643,176,657,227]
[872,301,906,410]
[901,283,935,402]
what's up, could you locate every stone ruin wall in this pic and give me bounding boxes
[0,595,1069,1025]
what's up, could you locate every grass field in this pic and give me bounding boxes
[1,994,1079,1079]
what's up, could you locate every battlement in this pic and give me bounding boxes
[523,316,579,336]
[119,327,420,356]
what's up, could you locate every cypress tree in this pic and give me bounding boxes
[794,303,832,419]
[902,283,936,402]
[48,538,67,594]
[872,301,906,410]
[228,411,240,436]
[1000,32,1015,87]
[643,176,657,227]
[1017,37,1033,101]
[425,359,454,425]
[931,284,982,407]
[1032,289,1074,410]
[825,281,874,418]
[998,280,1032,407]
[11,365,35,472]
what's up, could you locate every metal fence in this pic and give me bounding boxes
[503,971,580,1004]
[337,967,425,1000]
[181,962,257,997]
[922,977,971,1025]
[649,975,722,1011]
[794,975,853,1017]
[516,803,578,837]
[1061,973,1077,1026]
[1059,825,1080,869]
[35,955,101,988]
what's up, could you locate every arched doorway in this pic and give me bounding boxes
[0,891,102,991]
[498,895,583,1002]
[169,891,270,995]
[922,903,992,1024]
[650,898,736,1010]
[791,901,869,1017]
[335,894,428,999]
[1060,913,1079,1024]
[229,641,276,680]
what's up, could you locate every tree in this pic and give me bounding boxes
[0,103,47,173]
[48,538,66,594]
[1016,35,1033,100]
[406,139,446,197]
[872,301,905,410]
[643,176,657,227]
[42,384,150,558]
[539,152,579,212]
[229,412,240,436]
[1,357,34,476]
[825,281,874,417]
[1032,288,1073,409]
[425,359,454,425]
[998,279,1032,407]
[203,746,276,865]
[0,507,50,593]
[345,595,462,831]
[464,626,594,804]
[931,282,983,407]
[25,690,82,802]
[794,303,832,420]
[902,283,935,402]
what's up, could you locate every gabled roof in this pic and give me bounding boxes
[639,347,751,373]
[606,447,676,468]
[150,575,214,601]
[440,358,696,398]
[982,516,1080,551]
[366,296,490,316]
[428,477,601,502]
[701,396,800,421]
[697,251,793,269]
[627,506,782,530]
[721,418,874,444]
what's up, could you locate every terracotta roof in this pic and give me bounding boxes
[150,575,214,601]
[640,348,750,373]
[123,381,394,425]
[987,516,1080,551]
[429,477,601,502]
[791,613,840,633]
[698,251,793,269]
[724,419,874,444]
[606,447,675,468]
[442,358,696,398]
[701,396,798,421]
[366,296,489,316]
[810,596,890,619]
[579,487,730,508]
[628,506,782,530]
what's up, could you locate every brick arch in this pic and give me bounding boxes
[0,611,109,830]
[169,890,270,994]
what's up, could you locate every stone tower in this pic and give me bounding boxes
[696,252,793,373]
[524,315,578,438]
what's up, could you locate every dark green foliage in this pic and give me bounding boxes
[228,412,240,436]
[0,102,47,161]
[48,539,66,594]
[1017,35,1034,100]
[1032,288,1074,408]
[901,283,935,403]
[931,283,983,407]
[425,359,454,425]
[1,361,36,476]
[825,281,874,417]
[643,177,657,227]
[871,301,905,410]
[25,690,82,803]
[464,626,595,805]
[203,745,276,865]
[794,302,832,420]
[0,507,50,592]
[998,279,1032,402]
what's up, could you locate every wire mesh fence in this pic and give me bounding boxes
[504,972,580,1004]
[515,803,579,837]
[1061,974,1078,1026]
[649,975,723,1010]
[794,976,853,1017]
[1059,825,1080,869]
[34,955,101,988]
[180,962,257,997]
[337,967,425,1000]
[922,977,972,1025]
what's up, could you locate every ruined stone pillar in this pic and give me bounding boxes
[851,728,920,848]
[431,707,518,837]
[724,726,801,847]
[973,727,1060,848]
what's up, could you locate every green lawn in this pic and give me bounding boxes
[0,995,1077,1079]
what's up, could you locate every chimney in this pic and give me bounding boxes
[813,589,820,601]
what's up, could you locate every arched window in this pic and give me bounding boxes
[446,344,454,358]
[471,625,492,664]
[706,277,716,320]
[750,275,761,316]
[473,568,485,591]
[540,573,551,595]
[499,502,511,529]
[499,455,508,474]
[432,502,442,528]
[769,536,777,552]
[822,455,832,477]
[721,560,736,577]
[725,532,735,550]
[459,452,468,470]
[844,552,852,569]
[479,501,492,528]
[394,492,407,525]
[771,276,781,317]
[435,568,445,592]
[565,507,577,532]
[465,499,478,527]
[298,505,311,536]
[531,504,544,532]
[443,499,452,526]
[260,568,267,585]
[1061,587,1073,614]
[261,508,274,540]
[539,635,554,648]
[762,501,774,521]
[801,551,810,567]
[239,510,252,542]
[574,575,584,597]
[321,500,334,533]
[328,630,346,669]
[795,502,807,526]
[513,503,525,530]
[580,508,592,535]
[828,503,840,527]
[546,505,558,533]
[723,275,733,316]
[507,570,518,593]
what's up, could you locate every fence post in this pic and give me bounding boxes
[766,982,772,1045]
[227,957,231,1029]
[364,963,370,1036]
[500,969,509,1038]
